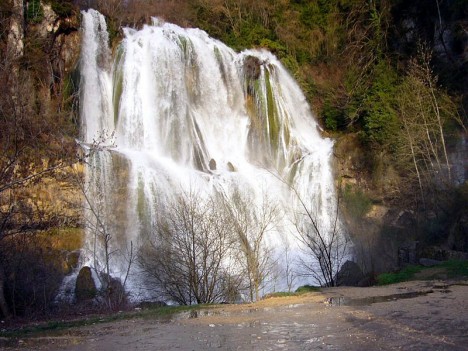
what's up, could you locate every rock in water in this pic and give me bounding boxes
[244,55,262,80]
[75,266,97,301]
[209,158,216,170]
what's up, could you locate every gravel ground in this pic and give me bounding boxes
[1,280,467,351]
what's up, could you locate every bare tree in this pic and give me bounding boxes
[221,188,280,301]
[0,31,74,318]
[73,132,134,309]
[397,45,464,204]
[269,171,348,288]
[293,197,348,287]
[138,189,239,305]
[283,240,296,292]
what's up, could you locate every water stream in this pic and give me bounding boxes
[78,9,344,301]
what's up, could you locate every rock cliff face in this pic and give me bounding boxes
[30,1,81,94]
[334,131,468,275]
[7,0,24,59]
[39,2,82,220]
[3,1,83,229]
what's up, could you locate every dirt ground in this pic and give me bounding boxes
[1,279,467,351]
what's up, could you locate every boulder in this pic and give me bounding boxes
[100,273,127,307]
[243,55,262,80]
[75,266,97,302]
[419,258,443,267]
[398,241,419,266]
[357,276,373,287]
[336,260,365,286]
[209,158,216,171]
[227,162,236,172]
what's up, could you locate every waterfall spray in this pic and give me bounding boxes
[78,10,346,301]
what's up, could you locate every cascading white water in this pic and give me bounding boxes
[79,10,344,300]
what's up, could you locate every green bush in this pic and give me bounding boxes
[322,100,345,131]
[50,0,75,18]
[26,0,44,24]
[376,260,468,285]
[361,61,400,147]
[259,39,287,58]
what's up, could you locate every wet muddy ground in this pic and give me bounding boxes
[1,280,467,351]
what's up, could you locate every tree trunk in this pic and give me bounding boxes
[0,265,10,319]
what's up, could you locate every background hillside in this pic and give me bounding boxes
[0,0,466,318]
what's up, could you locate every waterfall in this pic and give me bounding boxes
[79,10,345,301]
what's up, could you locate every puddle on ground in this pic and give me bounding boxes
[326,291,434,306]
[177,303,305,320]
[175,309,228,320]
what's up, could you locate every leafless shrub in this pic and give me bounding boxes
[138,189,240,304]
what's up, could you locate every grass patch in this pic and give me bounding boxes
[377,265,423,285]
[263,285,321,299]
[263,292,297,298]
[377,260,468,285]
[0,304,205,338]
[0,315,123,338]
[440,260,468,277]
[295,285,321,293]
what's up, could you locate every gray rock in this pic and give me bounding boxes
[100,273,127,307]
[419,258,443,267]
[398,241,419,266]
[336,260,365,286]
[357,276,372,287]
[244,55,262,80]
